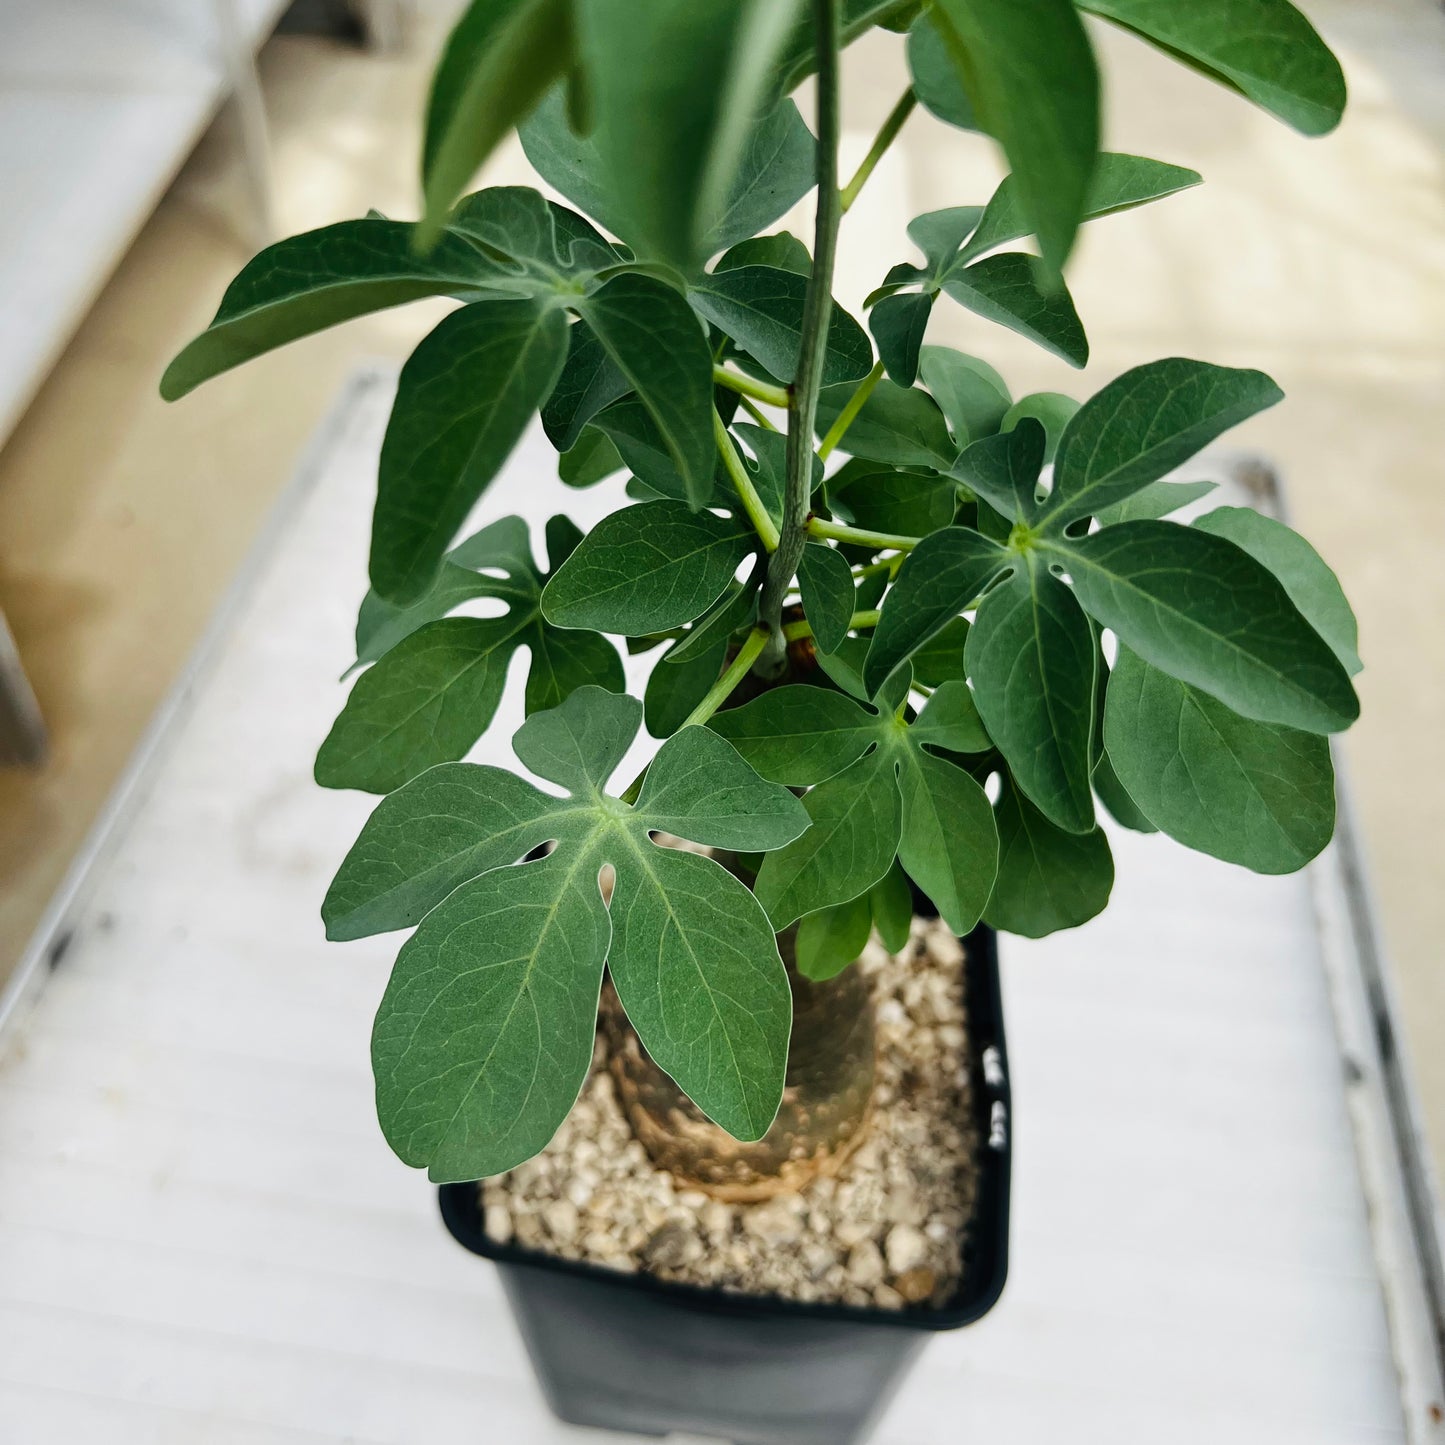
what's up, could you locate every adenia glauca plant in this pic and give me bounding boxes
[163,0,1360,1185]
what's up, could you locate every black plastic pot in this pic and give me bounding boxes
[438,922,1010,1445]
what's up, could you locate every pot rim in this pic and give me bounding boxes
[439,921,1010,1333]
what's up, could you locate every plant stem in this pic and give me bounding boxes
[617,626,771,806]
[713,365,789,409]
[840,89,916,213]
[781,608,880,643]
[818,360,883,461]
[807,516,920,552]
[758,0,842,674]
[853,554,903,580]
[737,395,779,432]
[714,409,780,552]
[681,626,770,728]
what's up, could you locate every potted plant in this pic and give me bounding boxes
[161,1,1359,1440]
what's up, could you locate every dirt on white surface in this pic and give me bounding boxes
[483,916,981,1311]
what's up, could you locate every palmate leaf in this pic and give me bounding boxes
[984,776,1113,937]
[559,428,625,487]
[1048,521,1358,734]
[869,291,934,386]
[966,557,1097,833]
[927,0,1100,270]
[354,688,808,1179]
[1104,645,1335,872]
[542,321,631,453]
[666,577,760,666]
[863,527,1012,695]
[864,154,1196,380]
[869,863,915,953]
[519,87,817,265]
[796,894,874,982]
[941,252,1089,367]
[955,152,1202,265]
[1193,507,1361,674]
[588,397,727,506]
[907,12,979,131]
[814,379,956,470]
[919,347,1012,448]
[692,267,874,387]
[160,220,514,399]
[714,685,997,933]
[953,415,1047,520]
[797,543,856,654]
[574,0,805,271]
[773,0,915,92]
[827,461,957,539]
[576,274,716,507]
[371,297,569,602]
[1041,358,1283,531]
[1080,0,1346,136]
[910,616,973,689]
[418,0,572,243]
[754,748,904,928]
[542,500,755,635]
[317,517,622,794]
[1094,478,1217,525]
[1000,392,1079,464]
[708,686,883,785]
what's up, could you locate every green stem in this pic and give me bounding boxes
[682,626,770,728]
[840,89,916,213]
[714,409,780,552]
[807,516,920,552]
[618,625,773,807]
[713,365,789,409]
[818,360,883,461]
[853,554,903,580]
[758,0,842,674]
[738,395,779,432]
[781,608,880,643]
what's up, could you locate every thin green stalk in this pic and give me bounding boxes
[617,625,773,806]
[714,409,780,551]
[738,395,779,432]
[818,360,883,461]
[781,608,880,643]
[840,89,916,213]
[681,626,770,728]
[713,365,789,409]
[758,0,842,674]
[807,516,920,551]
[853,553,904,580]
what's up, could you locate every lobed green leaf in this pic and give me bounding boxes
[1043,358,1283,531]
[1080,0,1346,136]
[370,298,569,602]
[1051,520,1359,733]
[1104,644,1335,871]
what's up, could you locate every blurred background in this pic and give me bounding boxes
[0,0,1441,1438]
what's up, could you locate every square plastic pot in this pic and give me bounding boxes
[438,922,1010,1445]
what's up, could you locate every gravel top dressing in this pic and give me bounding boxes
[482,916,980,1311]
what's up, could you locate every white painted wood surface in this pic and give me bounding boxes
[0,0,288,448]
[0,373,1412,1443]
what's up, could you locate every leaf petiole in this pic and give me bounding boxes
[840,89,917,214]
[818,359,884,461]
[712,364,790,409]
[619,625,772,805]
[714,410,781,551]
[737,394,779,432]
[781,608,881,643]
[807,516,921,552]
